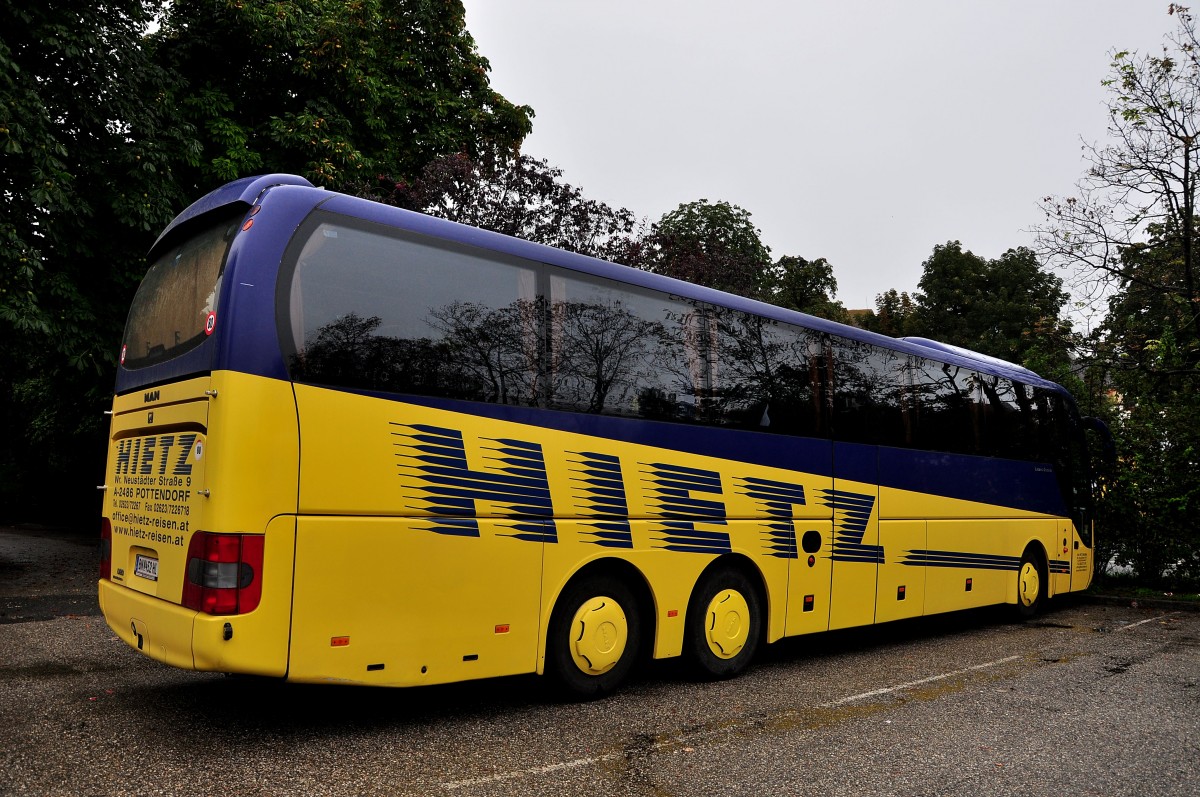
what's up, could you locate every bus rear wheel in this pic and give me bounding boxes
[685,568,762,679]
[1016,547,1047,618]
[547,576,641,698]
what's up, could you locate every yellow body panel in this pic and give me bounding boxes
[100,371,299,676]
[876,520,927,624]
[100,578,197,670]
[103,373,1091,686]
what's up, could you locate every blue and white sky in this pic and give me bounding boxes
[461,1,1172,313]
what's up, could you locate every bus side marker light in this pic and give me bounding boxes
[667,609,679,618]
[803,595,815,612]
[965,578,973,592]
[495,624,510,634]
[897,585,906,601]
[241,219,254,231]
[331,636,350,647]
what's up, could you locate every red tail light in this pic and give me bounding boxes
[182,532,265,615]
[99,518,112,580]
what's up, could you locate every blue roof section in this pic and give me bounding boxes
[122,174,1071,401]
[148,174,315,261]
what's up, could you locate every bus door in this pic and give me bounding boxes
[829,441,881,630]
[827,340,903,630]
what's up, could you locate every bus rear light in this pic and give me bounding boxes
[99,518,112,581]
[182,532,264,615]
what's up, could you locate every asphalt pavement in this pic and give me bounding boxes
[2,525,1197,797]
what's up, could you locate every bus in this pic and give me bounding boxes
[99,173,1108,696]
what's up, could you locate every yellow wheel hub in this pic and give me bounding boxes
[1018,561,1041,607]
[704,588,750,659]
[569,596,628,676]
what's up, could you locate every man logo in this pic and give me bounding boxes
[144,390,160,403]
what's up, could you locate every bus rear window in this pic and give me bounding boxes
[122,215,239,369]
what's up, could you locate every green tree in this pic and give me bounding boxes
[1036,7,1200,586]
[770,255,848,322]
[0,0,195,523]
[367,150,637,258]
[910,242,1072,372]
[1088,224,1200,584]
[635,200,775,300]
[865,289,917,337]
[153,0,533,192]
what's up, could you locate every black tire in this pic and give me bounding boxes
[546,576,641,698]
[684,567,762,679]
[1016,547,1048,619]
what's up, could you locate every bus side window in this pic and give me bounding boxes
[910,359,984,455]
[703,308,824,436]
[831,340,906,446]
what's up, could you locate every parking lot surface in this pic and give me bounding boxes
[1,526,1197,796]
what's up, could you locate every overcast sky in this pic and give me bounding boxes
[460,1,1173,312]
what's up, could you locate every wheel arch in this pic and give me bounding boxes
[1012,537,1051,614]
[689,552,770,646]
[538,557,655,676]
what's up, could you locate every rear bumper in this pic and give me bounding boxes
[99,578,198,670]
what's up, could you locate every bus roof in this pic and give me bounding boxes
[145,174,1071,400]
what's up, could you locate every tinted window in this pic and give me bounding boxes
[833,341,908,446]
[546,273,696,419]
[910,358,986,455]
[707,307,827,436]
[280,214,541,405]
[123,213,239,369]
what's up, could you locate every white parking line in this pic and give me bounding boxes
[1115,611,1178,631]
[440,654,1022,790]
[818,654,1020,707]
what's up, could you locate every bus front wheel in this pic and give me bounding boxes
[684,567,762,679]
[547,576,641,698]
[1016,547,1048,618]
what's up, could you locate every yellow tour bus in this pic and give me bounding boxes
[99,174,1110,696]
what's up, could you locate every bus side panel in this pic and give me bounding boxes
[288,516,542,686]
[926,519,1055,615]
[828,474,881,632]
[203,371,302,537]
[1048,519,1073,598]
[785,519,834,637]
[876,520,927,623]
[192,514,296,677]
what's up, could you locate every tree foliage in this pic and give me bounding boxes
[0,0,532,523]
[0,0,195,522]
[1036,4,1200,351]
[907,242,1073,374]
[152,0,533,193]
[859,289,917,337]
[365,150,637,258]
[635,200,776,301]
[771,255,848,322]
[1037,6,1200,586]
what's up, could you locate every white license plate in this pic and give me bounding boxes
[134,554,159,582]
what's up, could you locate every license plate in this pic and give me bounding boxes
[134,554,159,582]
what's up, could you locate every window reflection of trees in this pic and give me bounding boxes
[291,293,830,435]
[706,306,824,436]
[834,341,909,446]
[548,297,665,416]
